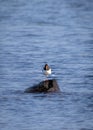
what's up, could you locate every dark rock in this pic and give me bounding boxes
[24,79,60,93]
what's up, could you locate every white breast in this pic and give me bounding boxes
[44,68,51,75]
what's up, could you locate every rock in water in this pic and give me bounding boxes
[25,79,60,93]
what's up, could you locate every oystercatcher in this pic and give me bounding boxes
[43,64,51,77]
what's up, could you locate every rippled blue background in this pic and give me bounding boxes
[0,0,93,130]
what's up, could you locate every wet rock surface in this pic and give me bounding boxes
[25,79,60,93]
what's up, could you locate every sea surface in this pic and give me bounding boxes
[0,0,93,130]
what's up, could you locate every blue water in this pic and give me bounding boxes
[0,0,93,130]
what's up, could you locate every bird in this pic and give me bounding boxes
[43,64,51,77]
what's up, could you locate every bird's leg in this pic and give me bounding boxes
[46,75,49,81]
